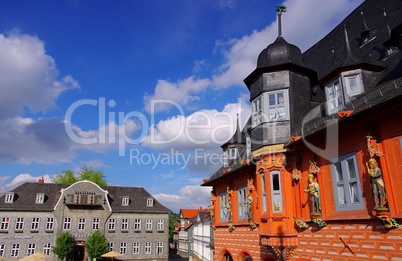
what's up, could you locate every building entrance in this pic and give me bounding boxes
[74,240,85,261]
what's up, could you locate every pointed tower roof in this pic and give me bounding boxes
[221,115,246,149]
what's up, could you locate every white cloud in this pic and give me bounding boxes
[153,184,211,213]
[0,31,79,121]
[0,174,52,193]
[142,97,251,151]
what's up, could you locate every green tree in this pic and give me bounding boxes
[53,231,75,260]
[169,212,180,239]
[85,230,109,260]
[52,166,108,186]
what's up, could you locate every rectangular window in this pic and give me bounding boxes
[252,95,263,127]
[344,74,362,96]
[147,198,154,206]
[36,193,45,204]
[5,193,14,203]
[121,218,129,231]
[157,219,164,231]
[78,218,85,230]
[145,242,151,254]
[122,197,129,206]
[331,153,364,211]
[63,217,71,230]
[219,192,228,221]
[145,219,152,231]
[261,173,267,214]
[246,136,252,159]
[27,243,36,256]
[237,186,247,219]
[31,218,40,231]
[0,244,5,257]
[108,218,116,231]
[325,78,345,114]
[223,150,229,168]
[43,243,51,255]
[15,217,24,231]
[228,148,238,159]
[156,242,163,254]
[11,244,20,257]
[270,171,282,213]
[119,243,127,255]
[107,243,114,251]
[133,242,140,254]
[46,218,54,231]
[268,91,286,121]
[92,218,100,230]
[134,219,141,231]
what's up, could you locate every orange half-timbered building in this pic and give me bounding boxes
[202,0,402,260]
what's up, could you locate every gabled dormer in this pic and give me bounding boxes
[382,9,401,59]
[359,10,376,47]
[4,192,15,203]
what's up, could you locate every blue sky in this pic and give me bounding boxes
[0,0,363,213]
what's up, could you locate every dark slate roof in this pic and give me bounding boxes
[257,36,304,68]
[0,182,171,213]
[221,119,246,148]
[302,0,402,83]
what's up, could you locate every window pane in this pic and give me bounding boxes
[337,185,346,205]
[277,93,284,104]
[350,182,360,204]
[347,158,356,178]
[269,94,276,106]
[334,163,343,181]
[272,174,279,191]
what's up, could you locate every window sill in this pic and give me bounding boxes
[30,230,39,233]
[45,230,54,233]
[121,230,128,233]
[157,230,164,233]
[108,230,116,233]
[134,230,141,233]
[146,230,153,233]
[0,230,8,233]
[15,230,23,233]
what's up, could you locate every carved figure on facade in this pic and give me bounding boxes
[209,190,216,223]
[291,156,301,181]
[367,134,383,158]
[304,173,321,215]
[366,157,387,210]
[226,186,233,223]
[246,178,256,228]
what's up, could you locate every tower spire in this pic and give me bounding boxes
[276,4,287,37]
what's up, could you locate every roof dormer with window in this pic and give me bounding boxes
[4,192,14,204]
[35,193,45,204]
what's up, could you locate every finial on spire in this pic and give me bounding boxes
[383,8,392,37]
[276,4,287,37]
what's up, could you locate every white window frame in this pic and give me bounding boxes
[43,243,51,255]
[92,218,100,230]
[147,198,154,207]
[27,243,36,256]
[5,193,14,203]
[260,173,267,214]
[223,150,229,168]
[11,244,20,258]
[15,217,24,231]
[252,95,263,127]
[270,171,283,213]
[133,242,140,254]
[246,136,252,159]
[31,217,40,231]
[331,153,364,211]
[63,217,71,230]
[121,218,129,231]
[108,218,116,231]
[119,243,127,255]
[134,218,141,231]
[219,192,228,222]
[252,90,289,127]
[78,218,85,230]
[0,244,4,257]
[325,77,345,114]
[122,197,129,206]
[1,217,10,231]
[46,217,54,231]
[228,147,238,160]
[35,193,45,204]
[157,219,164,231]
[343,73,363,96]
[145,219,152,231]
[145,242,152,254]
[108,242,114,251]
[156,242,163,254]
[237,186,247,219]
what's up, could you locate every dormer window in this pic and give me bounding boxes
[122,197,129,206]
[343,73,363,96]
[147,198,154,207]
[246,136,252,159]
[325,77,345,114]
[385,44,398,57]
[36,193,45,204]
[360,30,376,47]
[228,147,237,160]
[251,90,289,127]
[5,193,14,203]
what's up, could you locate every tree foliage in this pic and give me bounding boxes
[85,230,109,260]
[169,212,180,239]
[52,231,75,260]
[52,166,108,186]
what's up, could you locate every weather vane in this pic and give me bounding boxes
[276,4,287,37]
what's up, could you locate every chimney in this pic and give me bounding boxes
[38,177,44,184]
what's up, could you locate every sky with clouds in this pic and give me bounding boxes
[0,0,363,213]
